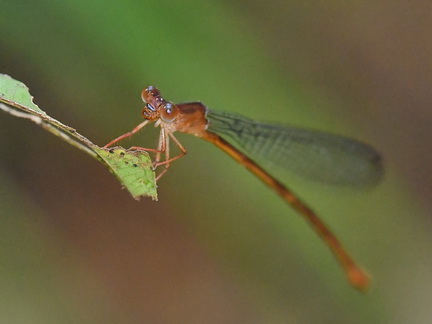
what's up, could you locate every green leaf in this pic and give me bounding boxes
[95,147,157,199]
[0,74,45,114]
[0,73,157,200]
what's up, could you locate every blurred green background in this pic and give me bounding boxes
[1,1,431,323]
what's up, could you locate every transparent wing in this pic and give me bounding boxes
[207,110,383,186]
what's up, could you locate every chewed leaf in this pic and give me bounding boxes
[96,147,157,200]
[0,74,45,114]
[0,73,157,199]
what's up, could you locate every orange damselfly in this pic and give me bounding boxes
[105,86,383,290]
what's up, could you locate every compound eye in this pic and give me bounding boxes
[148,86,160,97]
[142,86,161,102]
[165,103,173,114]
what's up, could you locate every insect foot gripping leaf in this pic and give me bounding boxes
[0,74,157,200]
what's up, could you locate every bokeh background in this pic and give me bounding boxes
[1,1,431,323]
